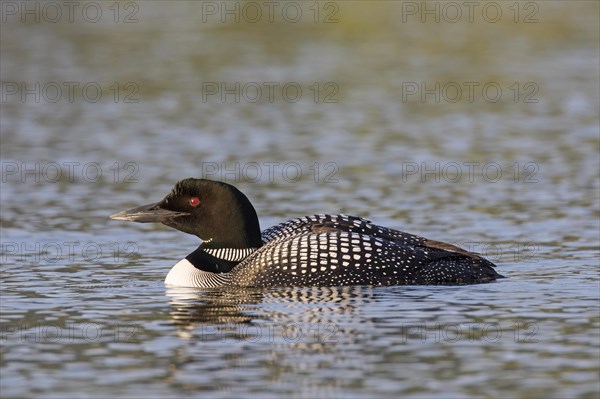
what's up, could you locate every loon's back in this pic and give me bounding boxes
[230,214,502,287]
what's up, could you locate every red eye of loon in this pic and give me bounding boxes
[189,197,200,207]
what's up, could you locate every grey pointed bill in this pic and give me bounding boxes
[109,202,189,223]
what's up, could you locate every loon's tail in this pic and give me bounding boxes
[417,255,504,285]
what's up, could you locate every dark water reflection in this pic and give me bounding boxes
[1,1,599,398]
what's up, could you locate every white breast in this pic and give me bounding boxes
[164,259,231,288]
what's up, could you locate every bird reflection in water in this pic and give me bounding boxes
[165,285,375,349]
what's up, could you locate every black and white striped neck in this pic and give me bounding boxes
[186,246,258,272]
[164,259,233,288]
[164,246,258,288]
[202,247,257,262]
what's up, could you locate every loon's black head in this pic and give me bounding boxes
[110,178,262,248]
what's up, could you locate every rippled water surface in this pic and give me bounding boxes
[1,2,599,398]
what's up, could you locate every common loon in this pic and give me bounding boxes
[110,178,503,288]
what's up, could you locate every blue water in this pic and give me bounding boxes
[1,2,599,398]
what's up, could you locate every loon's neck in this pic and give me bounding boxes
[164,245,259,288]
[186,245,240,273]
[164,258,233,288]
